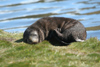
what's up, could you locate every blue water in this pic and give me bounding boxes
[0,0,100,39]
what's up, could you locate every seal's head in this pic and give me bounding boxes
[23,28,39,44]
[29,30,39,44]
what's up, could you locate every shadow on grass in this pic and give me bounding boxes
[48,37,70,46]
[15,38,70,46]
[15,38,23,43]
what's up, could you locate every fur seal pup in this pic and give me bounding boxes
[23,17,87,44]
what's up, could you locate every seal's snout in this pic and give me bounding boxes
[27,39,38,44]
[28,30,39,44]
[29,36,39,44]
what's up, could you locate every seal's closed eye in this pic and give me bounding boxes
[30,34,37,36]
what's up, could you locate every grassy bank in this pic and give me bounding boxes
[0,29,100,67]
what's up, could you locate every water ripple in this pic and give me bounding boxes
[0,0,100,39]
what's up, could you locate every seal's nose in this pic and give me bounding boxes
[31,38,38,44]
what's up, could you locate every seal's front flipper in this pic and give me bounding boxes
[52,29,69,46]
[53,29,63,40]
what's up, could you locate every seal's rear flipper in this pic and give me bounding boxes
[75,38,84,42]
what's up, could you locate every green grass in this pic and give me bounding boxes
[0,29,100,67]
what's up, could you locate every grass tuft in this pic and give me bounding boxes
[0,40,12,47]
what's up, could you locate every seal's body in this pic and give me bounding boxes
[23,17,87,44]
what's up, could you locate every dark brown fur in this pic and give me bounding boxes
[23,17,87,45]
